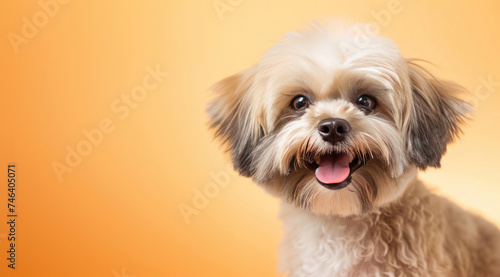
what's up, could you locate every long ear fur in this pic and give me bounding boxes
[207,66,263,177]
[406,60,472,169]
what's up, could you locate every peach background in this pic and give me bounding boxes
[1,0,500,276]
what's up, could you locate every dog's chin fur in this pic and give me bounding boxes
[208,21,500,276]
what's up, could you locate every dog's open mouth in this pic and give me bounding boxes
[308,153,367,190]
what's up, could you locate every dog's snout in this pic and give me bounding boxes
[318,118,351,144]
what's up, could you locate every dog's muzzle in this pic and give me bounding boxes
[313,118,365,190]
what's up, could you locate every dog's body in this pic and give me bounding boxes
[208,22,500,276]
[280,177,500,276]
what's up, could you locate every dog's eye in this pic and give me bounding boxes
[291,95,310,111]
[356,95,376,113]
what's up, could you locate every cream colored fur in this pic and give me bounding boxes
[279,175,500,276]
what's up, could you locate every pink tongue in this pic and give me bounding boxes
[315,153,350,184]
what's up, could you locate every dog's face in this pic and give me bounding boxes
[208,23,470,216]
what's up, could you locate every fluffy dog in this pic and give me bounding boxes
[208,22,500,276]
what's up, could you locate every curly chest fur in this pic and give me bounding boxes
[278,181,500,277]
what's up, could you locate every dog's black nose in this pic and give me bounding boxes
[318,118,351,144]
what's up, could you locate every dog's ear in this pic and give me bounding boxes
[207,66,264,177]
[406,61,472,169]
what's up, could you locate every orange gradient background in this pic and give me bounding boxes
[1,0,500,276]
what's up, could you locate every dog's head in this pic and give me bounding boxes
[208,22,471,216]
